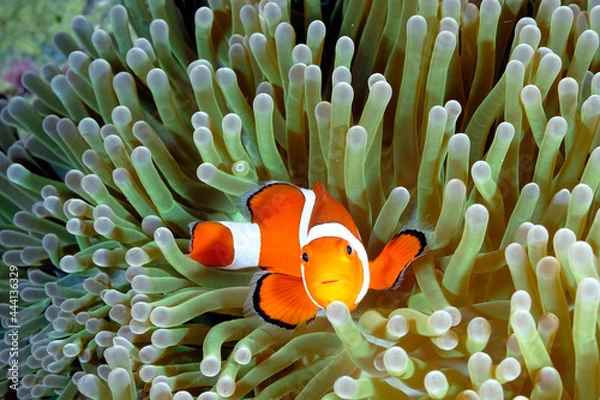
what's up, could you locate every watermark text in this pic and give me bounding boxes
[7,265,20,392]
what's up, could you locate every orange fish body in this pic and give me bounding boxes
[188,182,426,329]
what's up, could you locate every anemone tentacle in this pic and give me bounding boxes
[1,0,599,398]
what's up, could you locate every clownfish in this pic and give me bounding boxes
[188,182,427,329]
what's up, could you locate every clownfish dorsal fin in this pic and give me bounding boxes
[369,229,427,290]
[241,182,308,276]
[245,272,319,330]
[244,182,305,225]
[309,182,361,239]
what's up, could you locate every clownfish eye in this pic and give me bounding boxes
[302,252,309,262]
[346,245,353,255]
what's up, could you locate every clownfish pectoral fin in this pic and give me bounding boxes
[369,229,428,290]
[245,272,318,330]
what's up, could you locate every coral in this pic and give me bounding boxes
[0,0,599,399]
[1,59,38,95]
[0,0,118,96]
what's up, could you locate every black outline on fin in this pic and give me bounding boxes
[388,229,428,289]
[245,182,281,220]
[186,221,201,255]
[252,273,297,330]
[244,181,305,221]
[395,228,427,257]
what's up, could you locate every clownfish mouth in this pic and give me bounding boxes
[321,279,340,285]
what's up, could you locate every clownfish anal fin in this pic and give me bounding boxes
[369,229,427,290]
[245,272,318,330]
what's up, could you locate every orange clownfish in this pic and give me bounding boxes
[188,182,427,330]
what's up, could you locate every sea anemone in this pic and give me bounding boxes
[1,0,599,398]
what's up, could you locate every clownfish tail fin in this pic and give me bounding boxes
[188,221,236,267]
[369,228,428,290]
[187,220,246,268]
[187,221,262,269]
